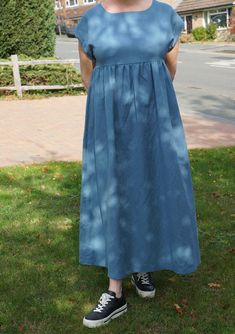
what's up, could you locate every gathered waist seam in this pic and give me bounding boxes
[94,57,164,68]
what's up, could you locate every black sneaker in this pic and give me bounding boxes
[131,272,156,298]
[82,289,127,328]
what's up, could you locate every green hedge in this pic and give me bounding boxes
[192,23,217,41]
[0,0,56,58]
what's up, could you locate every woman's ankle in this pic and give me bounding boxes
[108,278,123,298]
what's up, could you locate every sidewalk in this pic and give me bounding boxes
[0,95,235,167]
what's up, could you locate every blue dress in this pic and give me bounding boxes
[74,0,201,279]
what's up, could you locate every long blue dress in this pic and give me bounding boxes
[74,0,201,279]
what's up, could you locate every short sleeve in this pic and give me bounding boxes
[74,15,94,60]
[168,9,184,52]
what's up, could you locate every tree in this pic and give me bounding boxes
[0,0,56,58]
[229,6,235,35]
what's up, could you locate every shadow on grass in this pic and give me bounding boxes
[0,147,234,333]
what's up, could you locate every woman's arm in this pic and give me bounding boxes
[164,39,180,82]
[78,43,96,91]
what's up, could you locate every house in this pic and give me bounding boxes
[159,0,183,9]
[176,0,235,34]
[55,0,97,29]
[55,0,183,29]
[55,0,235,36]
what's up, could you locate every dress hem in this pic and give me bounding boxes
[77,258,201,280]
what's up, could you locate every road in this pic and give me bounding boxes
[56,36,235,123]
[176,43,235,124]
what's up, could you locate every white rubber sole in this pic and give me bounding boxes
[83,303,127,328]
[131,277,156,298]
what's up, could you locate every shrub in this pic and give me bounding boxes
[192,27,208,41]
[0,54,83,98]
[206,22,217,40]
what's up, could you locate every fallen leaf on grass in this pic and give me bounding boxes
[42,166,49,173]
[174,303,183,314]
[18,324,25,332]
[68,297,77,304]
[208,282,221,288]
[229,247,235,254]
[211,192,221,198]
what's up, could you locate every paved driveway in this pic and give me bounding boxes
[0,95,235,167]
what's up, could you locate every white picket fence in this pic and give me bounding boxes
[0,54,83,98]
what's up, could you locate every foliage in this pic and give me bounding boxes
[206,22,217,40]
[0,0,56,58]
[192,27,208,41]
[192,23,217,41]
[0,54,83,98]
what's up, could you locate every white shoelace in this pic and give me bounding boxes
[93,293,115,313]
[137,272,151,285]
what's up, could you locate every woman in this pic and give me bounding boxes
[75,0,201,328]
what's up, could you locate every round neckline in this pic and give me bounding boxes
[100,0,155,15]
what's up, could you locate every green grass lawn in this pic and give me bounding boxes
[0,146,234,334]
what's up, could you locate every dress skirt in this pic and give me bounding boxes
[75,0,202,279]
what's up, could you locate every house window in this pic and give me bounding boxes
[83,0,96,4]
[55,1,62,10]
[179,15,187,32]
[207,8,229,29]
[66,0,78,7]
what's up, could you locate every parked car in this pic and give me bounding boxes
[55,23,67,35]
[66,25,77,38]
